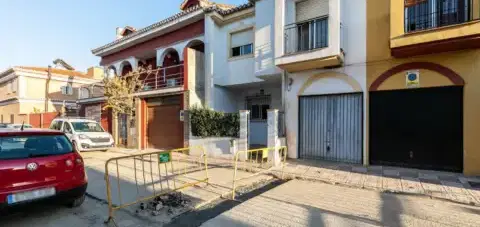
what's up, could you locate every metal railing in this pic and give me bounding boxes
[284,15,329,55]
[405,0,476,33]
[231,146,287,200]
[104,146,208,226]
[141,64,184,91]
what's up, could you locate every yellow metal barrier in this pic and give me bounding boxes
[231,146,287,200]
[104,146,209,226]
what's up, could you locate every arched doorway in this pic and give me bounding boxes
[161,49,181,87]
[120,61,133,76]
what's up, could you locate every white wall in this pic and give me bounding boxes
[283,0,367,161]
[213,85,237,112]
[340,0,366,65]
[189,137,237,159]
[254,0,282,77]
[275,0,342,66]
[187,48,206,108]
[210,16,262,87]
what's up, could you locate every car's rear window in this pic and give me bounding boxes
[0,135,73,160]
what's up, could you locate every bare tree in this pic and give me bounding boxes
[102,66,150,116]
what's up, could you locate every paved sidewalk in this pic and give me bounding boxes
[80,151,272,224]
[275,159,480,206]
[202,179,480,227]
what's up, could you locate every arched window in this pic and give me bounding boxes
[79,87,90,99]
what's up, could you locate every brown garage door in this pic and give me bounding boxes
[147,100,183,150]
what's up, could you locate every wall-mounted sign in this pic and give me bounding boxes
[406,70,420,88]
[158,152,171,163]
[179,110,185,122]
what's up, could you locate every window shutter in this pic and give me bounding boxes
[296,0,329,22]
[231,29,254,48]
[405,0,427,7]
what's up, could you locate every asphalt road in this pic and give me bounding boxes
[0,196,156,227]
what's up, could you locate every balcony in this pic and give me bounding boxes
[276,15,344,73]
[141,64,184,91]
[391,0,480,57]
[284,16,329,55]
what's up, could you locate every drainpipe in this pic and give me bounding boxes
[45,65,52,112]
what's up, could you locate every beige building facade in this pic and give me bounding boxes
[0,66,102,124]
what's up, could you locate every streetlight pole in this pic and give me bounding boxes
[45,65,52,112]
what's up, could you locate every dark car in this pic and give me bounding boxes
[0,129,87,210]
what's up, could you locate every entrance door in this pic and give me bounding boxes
[369,86,463,172]
[299,93,363,164]
[146,96,183,149]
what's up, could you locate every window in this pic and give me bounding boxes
[0,135,73,160]
[63,122,73,134]
[61,84,74,95]
[49,121,63,130]
[246,95,271,121]
[71,122,104,132]
[231,44,253,57]
[79,87,90,99]
[10,79,17,93]
[405,0,469,32]
[6,79,17,94]
[230,29,254,58]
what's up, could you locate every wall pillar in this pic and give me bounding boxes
[238,110,250,161]
[268,109,281,166]
[112,113,119,146]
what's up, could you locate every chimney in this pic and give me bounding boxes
[87,67,105,80]
[116,27,125,40]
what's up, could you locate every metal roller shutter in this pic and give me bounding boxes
[299,93,363,164]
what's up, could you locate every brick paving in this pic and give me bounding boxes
[202,180,480,227]
[276,160,480,206]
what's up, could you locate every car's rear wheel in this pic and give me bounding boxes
[68,194,85,208]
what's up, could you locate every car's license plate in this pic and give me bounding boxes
[7,187,56,204]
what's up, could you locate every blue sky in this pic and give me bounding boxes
[0,0,247,72]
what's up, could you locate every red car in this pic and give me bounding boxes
[0,129,87,210]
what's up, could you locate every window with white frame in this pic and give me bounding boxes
[6,79,17,94]
[79,87,90,99]
[61,83,74,95]
[230,28,254,58]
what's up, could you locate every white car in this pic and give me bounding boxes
[49,118,114,152]
[7,123,33,129]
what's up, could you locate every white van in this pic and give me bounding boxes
[49,118,114,152]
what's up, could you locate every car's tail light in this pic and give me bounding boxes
[65,159,73,167]
[75,157,83,166]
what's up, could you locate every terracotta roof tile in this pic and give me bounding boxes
[15,66,92,79]
[91,1,255,55]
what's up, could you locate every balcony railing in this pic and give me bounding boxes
[141,64,184,91]
[405,0,476,33]
[284,15,329,55]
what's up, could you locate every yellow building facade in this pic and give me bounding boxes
[367,0,480,175]
[0,67,102,124]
